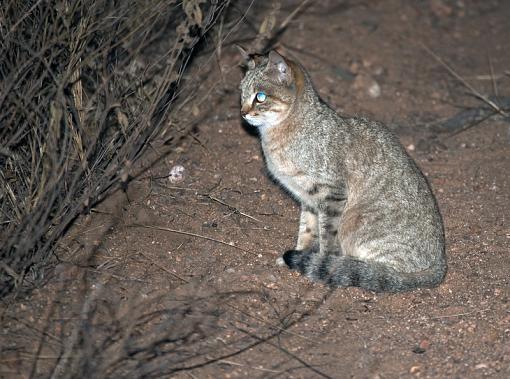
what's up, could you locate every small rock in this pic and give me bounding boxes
[372,65,386,77]
[430,0,453,18]
[412,346,426,354]
[202,221,218,228]
[475,363,488,370]
[409,365,421,374]
[367,81,381,98]
[168,165,185,183]
[431,91,442,100]
[349,59,361,74]
[419,338,430,350]
[352,73,381,98]
[333,66,355,81]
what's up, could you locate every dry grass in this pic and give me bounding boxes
[0,0,230,298]
[0,1,318,377]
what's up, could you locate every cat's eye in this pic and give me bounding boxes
[255,91,267,103]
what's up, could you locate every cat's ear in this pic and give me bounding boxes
[236,45,255,69]
[267,50,292,85]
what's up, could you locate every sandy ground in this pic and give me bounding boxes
[1,1,509,378]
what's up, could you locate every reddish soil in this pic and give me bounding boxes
[2,1,509,378]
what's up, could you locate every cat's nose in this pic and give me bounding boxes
[240,104,250,117]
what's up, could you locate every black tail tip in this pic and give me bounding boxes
[282,249,302,269]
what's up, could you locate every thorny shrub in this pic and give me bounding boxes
[0,0,230,297]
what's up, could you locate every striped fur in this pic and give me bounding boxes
[240,50,447,292]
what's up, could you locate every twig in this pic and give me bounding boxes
[139,251,189,283]
[156,184,201,191]
[443,74,506,81]
[447,112,495,137]
[171,325,285,374]
[278,0,311,32]
[29,281,60,379]
[189,132,210,152]
[3,355,62,361]
[487,53,498,98]
[421,43,508,117]
[261,0,312,52]
[129,224,258,255]
[223,226,272,231]
[6,0,45,36]
[226,303,320,344]
[216,358,283,373]
[236,327,333,379]
[87,268,148,283]
[430,308,490,320]
[206,194,262,223]
[50,279,105,379]
[433,96,510,134]
[170,290,334,375]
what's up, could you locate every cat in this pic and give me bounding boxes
[239,48,447,292]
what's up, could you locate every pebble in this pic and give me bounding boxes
[419,338,430,350]
[409,365,421,374]
[168,165,185,183]
[368,81,381,98]
[352,73,381,98]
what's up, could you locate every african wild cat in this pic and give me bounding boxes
[239,49,446,292]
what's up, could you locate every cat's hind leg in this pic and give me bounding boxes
[317,204,343,256]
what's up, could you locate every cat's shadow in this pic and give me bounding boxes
[240,118,259,137]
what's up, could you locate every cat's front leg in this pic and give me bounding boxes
[296,206,318,251]
[281,200,344,271]
[277,206,317,268]
[282,206,344,278]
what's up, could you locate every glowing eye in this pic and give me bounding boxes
[255,92,267,102]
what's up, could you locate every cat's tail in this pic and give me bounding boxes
[282,250,446,292]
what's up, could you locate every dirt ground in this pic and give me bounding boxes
[1,1,509,378]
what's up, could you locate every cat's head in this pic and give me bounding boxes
[239,49,301,128]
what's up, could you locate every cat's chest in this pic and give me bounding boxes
[262,144,312,199]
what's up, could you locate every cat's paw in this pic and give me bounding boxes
[276,256,286,266]
[276,250,303,269]
[278,249,315,272]
[282,249,304,270]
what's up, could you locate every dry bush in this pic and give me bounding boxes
[0,1,304,377]
[45,279,248,378]
[0,0,230,297]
